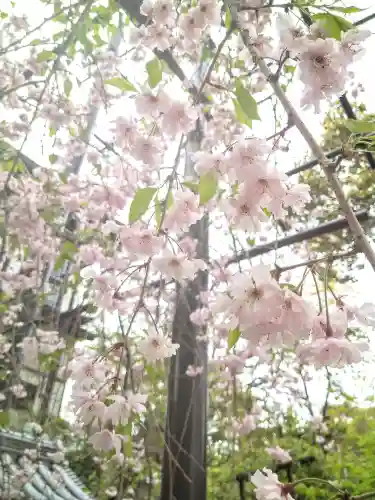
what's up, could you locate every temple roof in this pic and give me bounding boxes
[0,429,95,500]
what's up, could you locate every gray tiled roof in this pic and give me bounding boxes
[0,429,95,500]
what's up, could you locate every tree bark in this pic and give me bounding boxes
[160,123,209,500]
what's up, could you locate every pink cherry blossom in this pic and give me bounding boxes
[190,0,221,29]
[89,430,123,456]
[138,24,172,51]
[140,0,176,26]
[194,151,229,176]
[152,249,206,282]
[79,244,105,266]
[186,365,204,377]
[276,14,306,56]
[78,399,107,426]
[233,414,257,436]
[131,136,162,166]
[162,100,198,135]
[251,469,292,500]
[190,307,210,326]
[11,384,27,398]
[297,337,369,368]
[178,12,203,42]
[135,91,171,118]
[120,224,163,257]
[138,331,179,362]
[341,29,371,63]
[163,191,202,233]
[352,302,375,327]
[298,38,347,110]
[266,446,292,464]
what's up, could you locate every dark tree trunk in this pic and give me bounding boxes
[160,125,209,500]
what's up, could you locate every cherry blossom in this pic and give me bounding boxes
[138,331,179,362]
[77,398,107,427]
[186,365,204,377]
[233,414,257,436]
[297,337,369,368]
[163,191,202,233]
[341,29,371,63]
[276,14,306,56]
[251,469,293,500]
[88,430,123,456]
[152,249,206,282]
[266,446,292,464]
[140,0,176,26]
[10,384,27,398]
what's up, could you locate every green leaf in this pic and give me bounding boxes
[155,194,162,229]
[64,78,72,97]
[155,191,173,229]
[146,58,163,88]
[0,411,9,427]
[129,187,157,224]
[330,6,363,13]
[225,6,232,30]
[198,171,218,205]
[54,241,78,271]
[311,13,353,40]
[247,237,255,246]
[234,79,260,121]
[233,98,253,129]
[36,50,57,62]
[342,119,375,134]
[284,65,296,74]
[104,77,137,93]
[228,328,241,349]
[61,240,78,256]
[183,181,199,194]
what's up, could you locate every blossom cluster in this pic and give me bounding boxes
[277,14,371,111]
[210,263,372,367]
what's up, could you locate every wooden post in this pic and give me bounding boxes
[160,122,209,500]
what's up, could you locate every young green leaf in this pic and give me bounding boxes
[225,6,232,30]
[64,78,72,97]
[0,411,10,427]
[155,194,162,229]
[199,171,218,205]
[183,181,199,194]
[36,50,57,62]
[104,77,137,93]
[311,13,353,40]
[232,98,253,129]
[342,119,375,134]
[146,58,163,88]
[129,187,157,224]
[228,328,241,349]
[330,6,363,13]
[234,79,260,122]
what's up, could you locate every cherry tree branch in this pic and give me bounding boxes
[235,31,375,272]
[226,209,371,266]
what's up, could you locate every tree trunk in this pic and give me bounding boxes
[160,123,209,500]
